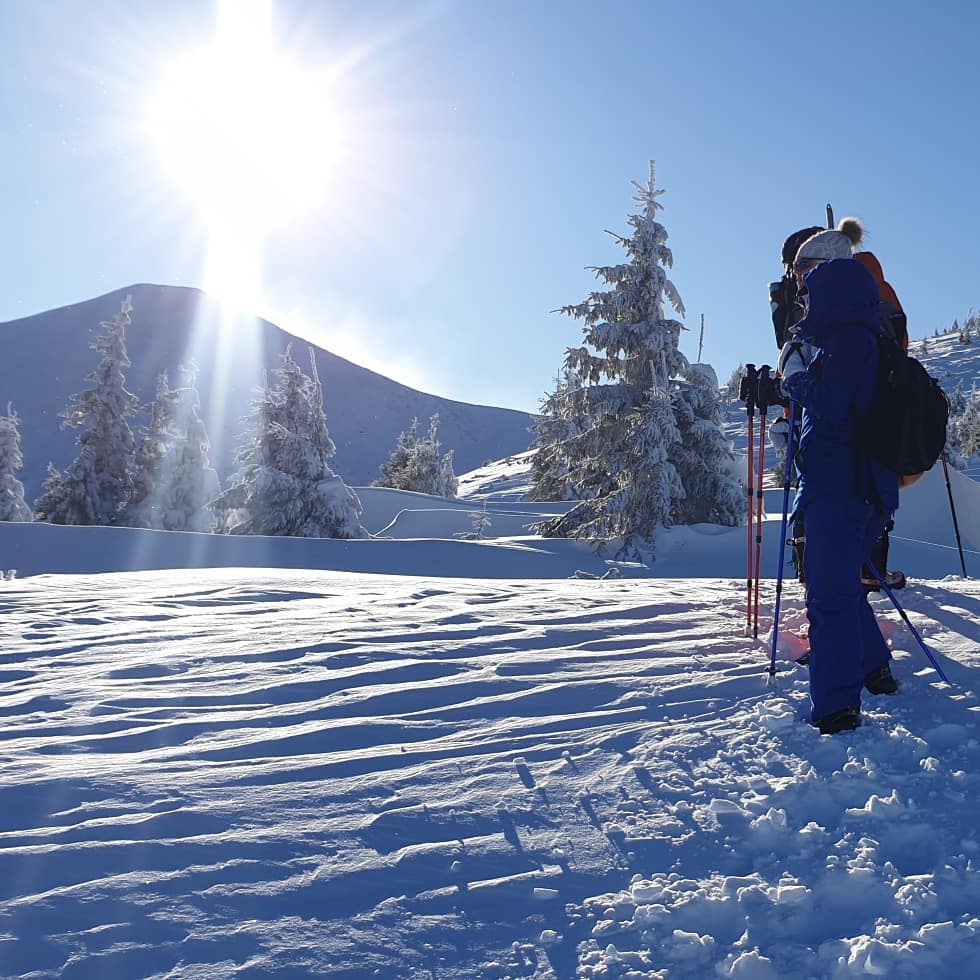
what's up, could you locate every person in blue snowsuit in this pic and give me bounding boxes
[778,256,900,734]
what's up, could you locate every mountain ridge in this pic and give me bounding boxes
[1,283,535,499]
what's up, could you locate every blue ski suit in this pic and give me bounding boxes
[782,259,900,722]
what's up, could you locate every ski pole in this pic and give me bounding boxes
[754,406,767,638]
[940,452,968,578]
[752,366,772,639]
[769,400,798,682]
[864,558,951,684]
[741,365,757,637]
[746,410,755,636]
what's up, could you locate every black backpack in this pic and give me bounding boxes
[859,308,949,477]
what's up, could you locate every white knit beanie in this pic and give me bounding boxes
[794,217,864,265]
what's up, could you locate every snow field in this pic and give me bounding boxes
[2,567,978,977]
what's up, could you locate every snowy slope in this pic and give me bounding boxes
[2,560,978,978]
[2,453,978,582]
[0,284,534,500]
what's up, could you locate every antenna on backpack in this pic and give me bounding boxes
[826,203,835,229]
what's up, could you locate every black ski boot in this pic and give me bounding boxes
[865,663,899,695]
[861,569,907,592]
[814,705,861,735]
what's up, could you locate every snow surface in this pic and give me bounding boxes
[1,332,979,977]
[2,478,979,978]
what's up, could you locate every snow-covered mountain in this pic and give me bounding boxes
[0,284,535,500]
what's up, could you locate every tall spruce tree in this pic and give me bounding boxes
[538,163,738,555]
[0,405,32,522]
[214,347,366,537]
[35,296,139,525]
[541,162,686,552]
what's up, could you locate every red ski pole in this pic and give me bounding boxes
[751,366,775,639]
[754,406,768,638]
[741,366,757,636]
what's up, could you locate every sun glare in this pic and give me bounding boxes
[148,0,344,308]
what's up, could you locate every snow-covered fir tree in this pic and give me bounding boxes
[154,363,220,532]
[122,372,174,528]
[376,417,420,489]
[952,387,980,459]
[724,364,745,405]
[214,347,366,538]
[0,405,32,522]
[34,296,138,525]
[438,446,459,498]
[529,370,587,502]
[536,162,739,556]
[469,501,491,539]
[948,384,967,417]
[374,415,457,496]
[670,364,743,525]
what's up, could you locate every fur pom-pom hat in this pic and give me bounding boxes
[794,217,864,266]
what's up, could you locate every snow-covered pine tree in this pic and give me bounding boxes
[122,372,174,528]
[949,384,967,417]
[470,500,491,539]
[34,296,139,525]
[437,446,459,498]
[155,363,220,532]
[374,414,457,496]
[669,364,742,526]
[724,364,745,405]
[529,370,587,502]
[376,418,420,490]
[404,415,443,495]
[0,405,32,522]
[214,347,366,537]
[952,387,980,459]
[539,162,736,555]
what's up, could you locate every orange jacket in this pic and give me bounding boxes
[854,251,908,351]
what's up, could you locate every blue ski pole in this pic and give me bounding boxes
[865,559,951,685]
[768,402,797,684]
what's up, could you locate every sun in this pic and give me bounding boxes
[148,0,343,308]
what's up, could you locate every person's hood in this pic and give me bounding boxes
[798,258,879,338]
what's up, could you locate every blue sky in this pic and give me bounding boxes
[2,0,978,413]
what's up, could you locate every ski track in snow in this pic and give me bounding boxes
[1,568,979,978]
